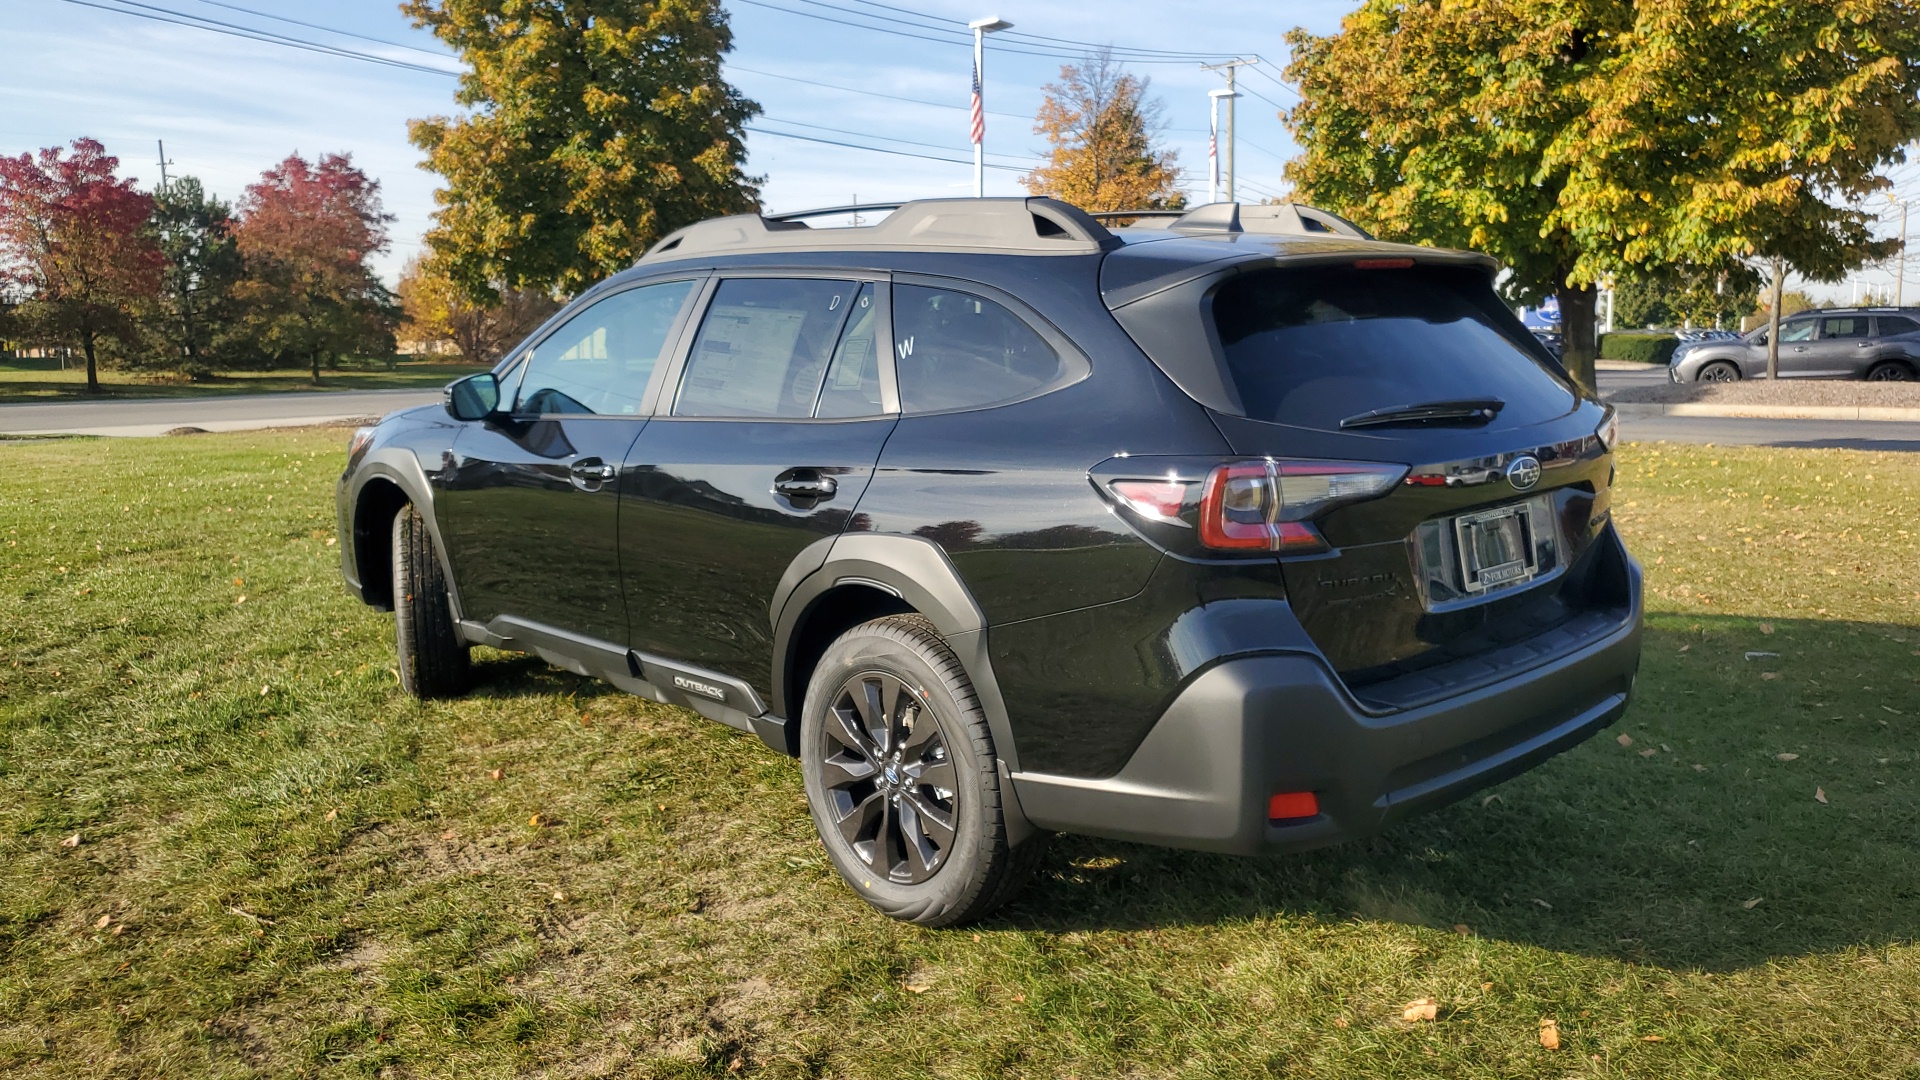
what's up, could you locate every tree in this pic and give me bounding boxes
[397,253,559,364]
[1021,49,1184,213]
[150,176,242,377]
[405,0,760,300]
[1612,261,1762,329]
[0,138,163,392]
[232,153,397,383]
[1284,1,1920,391]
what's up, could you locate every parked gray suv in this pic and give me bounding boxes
[1669,307,1920,382]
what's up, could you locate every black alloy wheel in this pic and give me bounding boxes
[1698,361,1740,382]
[1867,361,1915,382]
[799,614,1047,925]
[820,670,958,884]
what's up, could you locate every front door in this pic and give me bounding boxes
[621,275,896,697]
[435,277,702,644]
[1775,315,1820,376]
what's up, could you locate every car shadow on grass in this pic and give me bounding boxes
[993,614,1920,972]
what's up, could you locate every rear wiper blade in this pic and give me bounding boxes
[1339,399,1505,429]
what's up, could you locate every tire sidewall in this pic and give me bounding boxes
[799,627,993,918]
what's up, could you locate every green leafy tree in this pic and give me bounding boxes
[1020,49,1184,213]
[1284,0,1920,390]
[150,176,241,377]
[396,253,559,364]
[405,0,760,299]
[1612,261,1761,329]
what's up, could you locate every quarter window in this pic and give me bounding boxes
[892,283,1064,413]
[516,279,694,416]
[1879,315,1920,336]
[675,278,861,418]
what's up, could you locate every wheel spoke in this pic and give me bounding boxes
[859,678,890,752]
[879,675,906,753]
[902,790,956,852]
[894,796,940,878]
[826,703,874,761]
[908,758,956,793]
[821,751,876,788]
[835,789,886,861]
[897,702,940,761]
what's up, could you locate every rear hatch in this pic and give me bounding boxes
[1110,256,1629,703]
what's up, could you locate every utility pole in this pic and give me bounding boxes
[969,16,1012,199]
[156,139,174,192]
[1896,195,1910,308]
[1201,58,1258,203]
[1207,88,1237,204]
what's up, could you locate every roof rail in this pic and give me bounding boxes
[1159,202,1375,240]
[640,197,1119,263]
[1085,209,1187,223]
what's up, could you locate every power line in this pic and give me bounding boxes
[727,63,1028,120]
[1244,64,1302,100]
[180,0,452,59]
[745,125,1031,172]
[758,116,1034,162]
[57,0,461,77]
[833,0,1238,60]
[730,0,1234,64]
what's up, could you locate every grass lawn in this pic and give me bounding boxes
[3,432,1918,1078]
[0,358,490,403]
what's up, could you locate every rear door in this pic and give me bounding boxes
[434,276,701,644]
[620,273,896,697]
[1811,315,1873,377]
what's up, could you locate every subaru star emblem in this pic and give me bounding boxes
[1506,455,1542,490]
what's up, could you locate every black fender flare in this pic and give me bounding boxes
[343,447,464,622]
[769,533,1022,774]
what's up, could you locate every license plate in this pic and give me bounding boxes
[1454,504,1538,592]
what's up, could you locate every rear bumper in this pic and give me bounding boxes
[1010,557,1642,855]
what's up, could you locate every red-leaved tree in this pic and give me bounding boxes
[233,153,396,382]
[0,138,163,392]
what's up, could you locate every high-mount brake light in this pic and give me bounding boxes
[1198,459,1406,554]
[1353,258,1415,270]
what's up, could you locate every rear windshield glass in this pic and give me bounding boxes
[1210,267,1575,428]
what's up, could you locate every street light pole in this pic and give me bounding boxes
[969,16,1012,199]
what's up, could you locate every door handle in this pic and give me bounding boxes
[1858,341,1874,347]
[773,469,838,506]
[569,457,616,482]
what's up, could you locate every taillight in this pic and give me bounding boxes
[1197,459,1405,554]
[1595,405,1619,451]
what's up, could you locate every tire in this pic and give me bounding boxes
[1866,360,1915,382]
[390,505,470,699]
[799,615,1047,926]
[1697,361,1741,382]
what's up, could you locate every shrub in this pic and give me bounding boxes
[1599,331,1678,364]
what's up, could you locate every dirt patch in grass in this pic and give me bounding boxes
[1608,378,1920,406]
[2,431,1918,1078]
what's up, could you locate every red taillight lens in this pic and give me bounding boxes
[1269,791,1320,821]
[1198,459,1405,554]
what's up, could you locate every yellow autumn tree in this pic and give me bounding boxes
[1021,49,1183,213]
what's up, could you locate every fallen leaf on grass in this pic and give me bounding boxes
[1011,993,1026,1003]
[529,813,549,828]
[1532,898,1553,909]
[904,983,930,994]
[1481,793,1502,807]
[441,828,456,840]
[488,769,503,781]
[1539,1018,1561,1050]
[728,1057,744,1073]
[1693,764,1707,772]
[1745,651,1779,661]
[1760,672,1779,681]
[1453,923,1472,935]
[1401,998,1438,1022]
[552,890,569,902]
[259,685,269,696]
[325,537,336,546]
[234,595,247,606]
[1759,623,1774,635]
[1616,734,1634,748]
[1883,706,1904,716]
[1677,644,1691,653]
[324,808,338,821]
[1815,788,1828,804]
[1642,1035,1665,1042]
[1639,748,1656,758]
[95,915,111,929]
[60,834,80,848]
[1776,753,1799,762]
[1742,897,1763,909]
[1332,1017,1349,1028]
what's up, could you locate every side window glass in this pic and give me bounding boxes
[516,280,693,416]
[1780,319,1817,343]
[1820,316,1868,339]
[1879,315,1920,336]
[815,285,885,418]
[675,278,858,418]
[892,283,1063,413]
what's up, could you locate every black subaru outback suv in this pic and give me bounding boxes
[339,198,1641,925]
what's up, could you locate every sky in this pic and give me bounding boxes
[0,0,1344,284]
[1,0,1912,306]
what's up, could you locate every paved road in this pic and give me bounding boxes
[0,387,440,438]
[4,366,1917,451]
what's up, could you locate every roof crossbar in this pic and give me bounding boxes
[640,197,1119,262]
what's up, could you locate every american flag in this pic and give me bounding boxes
[969,60,985,146]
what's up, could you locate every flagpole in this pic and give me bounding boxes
[969,16,1011,199]
[1208,88,1237,205]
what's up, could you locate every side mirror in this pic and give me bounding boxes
[445,372,502,421]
